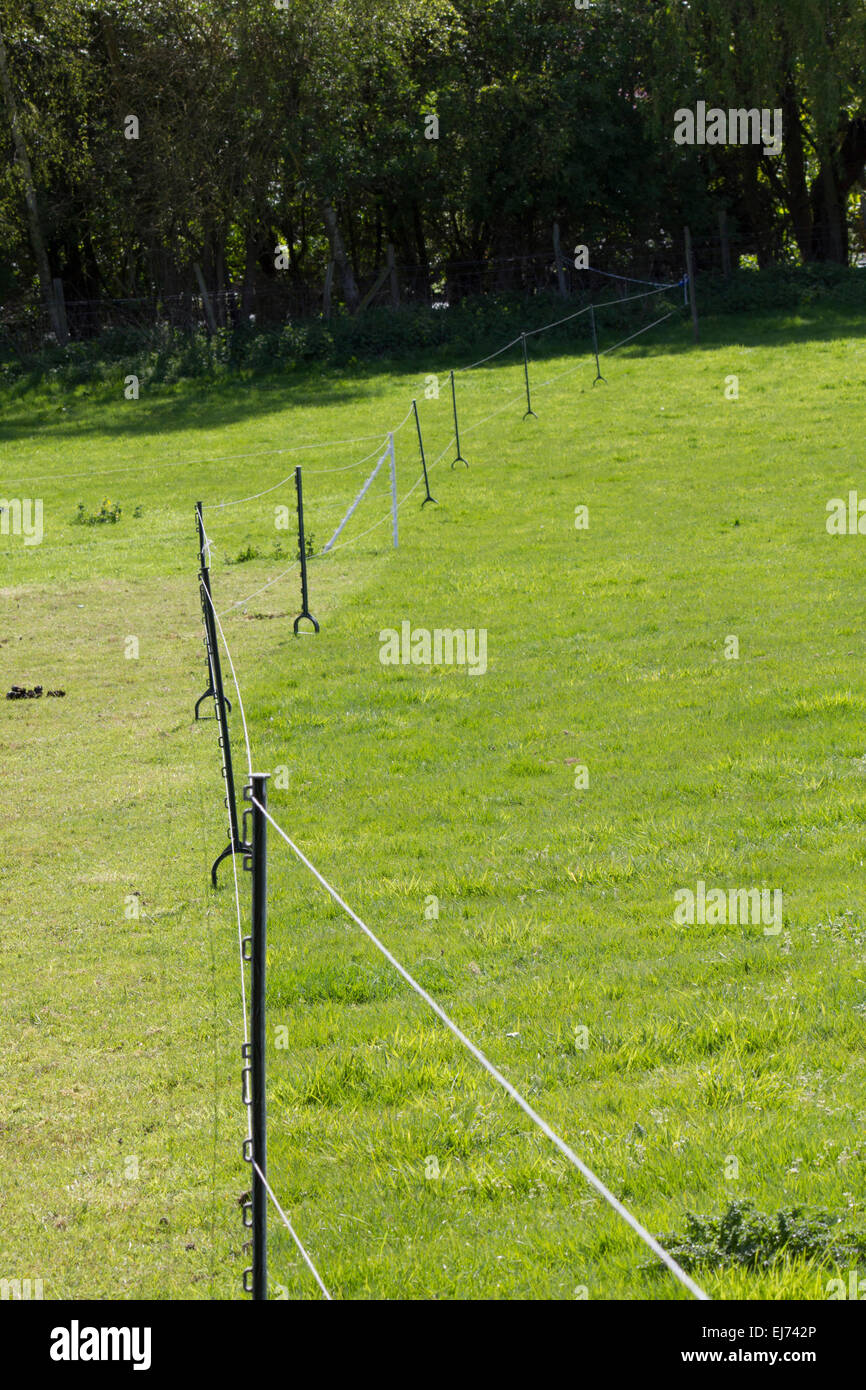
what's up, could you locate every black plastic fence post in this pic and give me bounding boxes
[293,466,319,634]
[244,771,269,1302]
[521,332,538,419]
[200,573,243,886]
[590,306,606,385]
[195,502,230,719]
[413,399,436,506]
[450,370,468,468]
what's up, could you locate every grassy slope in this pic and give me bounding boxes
[1,305,865,1300]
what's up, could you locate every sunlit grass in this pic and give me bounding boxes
[2,305,865,1298]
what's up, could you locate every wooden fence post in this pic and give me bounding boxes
[387,243,400,308]
[552,221,567,298]
[52,278,69,344]
[718,211,732,279]
[684,226,699,343]
[322,260,335,318]
[193,262,217,336]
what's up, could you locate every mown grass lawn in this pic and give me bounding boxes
[2,303,865,1300]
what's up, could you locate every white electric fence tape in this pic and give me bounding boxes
[388,432,398,548]
[321,449,388,553]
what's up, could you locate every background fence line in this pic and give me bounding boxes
[202,274,684,620]
[0,233,711,353]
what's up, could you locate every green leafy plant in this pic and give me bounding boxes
[228,543,262,565]
[655,1201,866,1274]
[74,499,122,525]
[227,540,289,566]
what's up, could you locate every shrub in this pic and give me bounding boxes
[74,499,122,525]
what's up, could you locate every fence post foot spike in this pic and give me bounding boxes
[211,838,244,888]
[520,332,537,419]
[412,399,437,504]
[294,467,319,635]
[449,372,468,468]
[195,686,214,720]
[589,306,606,386]
[195,684,230,719]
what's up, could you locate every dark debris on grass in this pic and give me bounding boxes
[6,684,66,699]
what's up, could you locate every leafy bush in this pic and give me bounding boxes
[655,1200,866,1273]
[699,263,866,315]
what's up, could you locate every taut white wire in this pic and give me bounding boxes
[535,355,590,391]
[252,1160,332,1301]
[218,561,297,617]
[457,335,523,373]
[521,302,592,337]
[522,283,673,339]
[210,442,386,509]
[252,797,710,1303]
[461,390,528,438]
[601,311,675,357]
[18,431,396,487]
[586,266,680,290]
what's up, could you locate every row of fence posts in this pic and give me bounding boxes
[195,402,442,655]
[194,262,697,875]
[192,263,696,1293]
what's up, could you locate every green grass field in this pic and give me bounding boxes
[2,304,866,1301]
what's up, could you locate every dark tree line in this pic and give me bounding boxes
[1,0,864,331]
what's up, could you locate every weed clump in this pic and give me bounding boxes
[656,1200,866,1273]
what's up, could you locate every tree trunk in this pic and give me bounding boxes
[0,22,66,342]
[810,118,866,264]
[320,199,360,313]
[781,77,813,262]
[810,154,847,263]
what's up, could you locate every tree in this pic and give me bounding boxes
[649,0,866,263]
[0,9,66,338]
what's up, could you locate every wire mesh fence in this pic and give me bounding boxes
[0,229,718,354]
[6,218,860,360]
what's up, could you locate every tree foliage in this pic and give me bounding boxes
[0,0,864,314]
